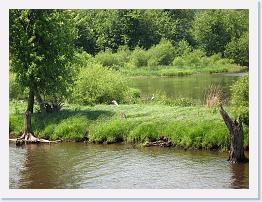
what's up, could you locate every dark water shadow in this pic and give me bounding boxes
[230,162,249,189]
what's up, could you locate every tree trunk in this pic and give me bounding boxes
[16,111,40,146]
[35,90,45,113]
[14,111,61,146]
[27,88,34,113]
[220,106,246,163]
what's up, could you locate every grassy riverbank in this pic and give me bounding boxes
[9,102,248,150]
[120,65,247,77]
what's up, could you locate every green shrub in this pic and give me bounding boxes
[73,65,129,105]
[95,49,120,69]
[172,49,205,68]
[73,51,97,68]
[172,49,237,72]
[115,45,131,67]
[183,49,206,68]
[230,76,248,125]
[147,38,175,66]
[129,47,148,67]
[174,39,192,57]
[149,90,171,105]
[124,88,141,104]
[172,56,185,68]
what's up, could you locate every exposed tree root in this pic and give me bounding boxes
[11,111,61,146]
[9,133,61,146]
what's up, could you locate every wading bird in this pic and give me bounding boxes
[112,100,119,106]
[151,94,155,101]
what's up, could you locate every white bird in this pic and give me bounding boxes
[151,94,155,101]
[112,100,119,106]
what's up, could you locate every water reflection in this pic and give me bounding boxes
[230,161,249,189]
[9,143,249,189]
[130,73,241,102]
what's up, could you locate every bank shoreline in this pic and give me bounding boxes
[10,104,249,152]
[122,66,248,77]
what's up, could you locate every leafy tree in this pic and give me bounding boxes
[165,9,197,45]
[224,32,248,66]
[74,10,98,54]
[9,9,78,113]
[191,10,248,56]
[9,72,28,101]
[191,10,231,55]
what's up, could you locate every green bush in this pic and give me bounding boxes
[147,38,175,66]
[172,56,185,68]
[114,45,131,67]
[129,47,148,67]
[172,49,205,68]
[183,49,206,68]
[73,51,97,68]
[124,88,141,104]
[73,65,129,105]
[149,90,170,105]
[95,49,120,69]
[230,76,248,125]
[172,49,237,71]
[174,39,192,57]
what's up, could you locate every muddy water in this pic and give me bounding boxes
[9,143,248,189]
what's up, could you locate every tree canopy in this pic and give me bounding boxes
[9,9,249,111]
[10,9,78,111]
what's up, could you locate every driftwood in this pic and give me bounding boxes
[11,111,61,146]
[220,105,247,163]
[143,136,172,147]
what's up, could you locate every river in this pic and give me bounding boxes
[129,73,247,102]
[9,143,249,189]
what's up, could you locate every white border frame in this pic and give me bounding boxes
[0,0,259,199]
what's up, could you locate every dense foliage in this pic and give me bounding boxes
[75,9,248,66]
[230,76,249,125]
[9,10,78,111]
[10,9,248,103]
[72,65,130,105]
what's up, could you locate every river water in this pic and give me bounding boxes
[130,73,247,102]
[9,143,249,189]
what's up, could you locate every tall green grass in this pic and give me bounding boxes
[9,102,248,150]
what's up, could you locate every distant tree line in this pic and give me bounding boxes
[9,9,249,113]
[75,9,248,66]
